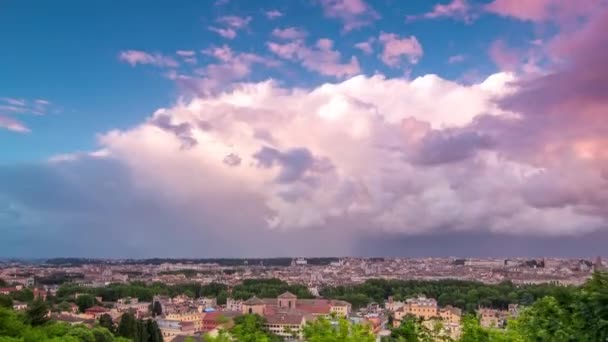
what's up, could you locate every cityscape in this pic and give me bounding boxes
[0,256,606,340]
[2,0,608,340]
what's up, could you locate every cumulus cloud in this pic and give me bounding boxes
[119,50,179,68]
[272,27,308,40]
[319,0,380,31]
[209,15,251,39]
[265,10,283,19]
[268,38,360,77]
[407,0,476,23]
[378,33,423,67]
[354,38,374,54]
[486,0,606,24]
[168,45,276,95]
[89,71,598,237]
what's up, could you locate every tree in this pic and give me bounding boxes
[92,327,115,342]
[57,301,72,312]
[230,314,279,342]
[76,294,96,313]
[510,296,574,341]
[146,319,163,342]
[0,295,13,309]
[26,299,49,326]
[151,301,163,317]
[303,316,375,342]
[116,312,139,341]
[458,315,489,342]
[98,313,114,333]
[11,289,33,303]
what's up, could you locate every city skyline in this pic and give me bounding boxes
[2,0,608,257]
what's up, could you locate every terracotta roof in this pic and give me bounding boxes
[278,291,297,299]
[265,313,304,325]
[243,296,265,305]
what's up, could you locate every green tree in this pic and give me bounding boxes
[458,315,488,342]
[230,314,279,342]
[26,299,49,326]
[303,316,375,342]
[151,301,163,317]
[0,295,13,309]
[146,319,163,342]
[510,296,574,341]
[116,312,139,341]
[98,313,114,333]
[57,301,72,312]
[11,289,34,303]
[91,327,115,342]
[76,294,96,313]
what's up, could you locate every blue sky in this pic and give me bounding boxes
[0,0,539,163]
[2,0,607,257]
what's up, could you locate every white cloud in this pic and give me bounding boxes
[90,72,606,236]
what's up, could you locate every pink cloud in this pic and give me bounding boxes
[217,15,251,29]
[265,10,283,19]
[354,39,374,54]
[407,0,476,23]
[272,27,308,40]
[488,40,520,71]
[319,0,380,31]
[209,15,252,39]
[268,38,360,77]
[0,115,29,133]
[486,0,605,23]
[378,32,423,67]
[208,26,237,39]
[172,45,278,94]
[118,50,179,68]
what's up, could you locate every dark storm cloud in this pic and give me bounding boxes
[410,129,494,165]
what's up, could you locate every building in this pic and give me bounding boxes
[84,306,109,319]
[12,301,28,311]
[241,292,352,340]
[266,313,306,339]
[439,306,462,324]
[385,296,405,312]
[394,296,438,324]
[478,308,506,328]
[225,298,242,312]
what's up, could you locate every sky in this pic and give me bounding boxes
[1,0,608,258]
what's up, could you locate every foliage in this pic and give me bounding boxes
[303,316,376,342]
[0,306,122,341]
[230,278,313,300]
[98,313,114,333]
[76,294,97,313]
[116,312,163,342]
[0,297,12,309]
[9,290,33,304]
[26,299,49,326]
[230,314,280,342]
[151,301,162,317]
[320,278,577,311]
